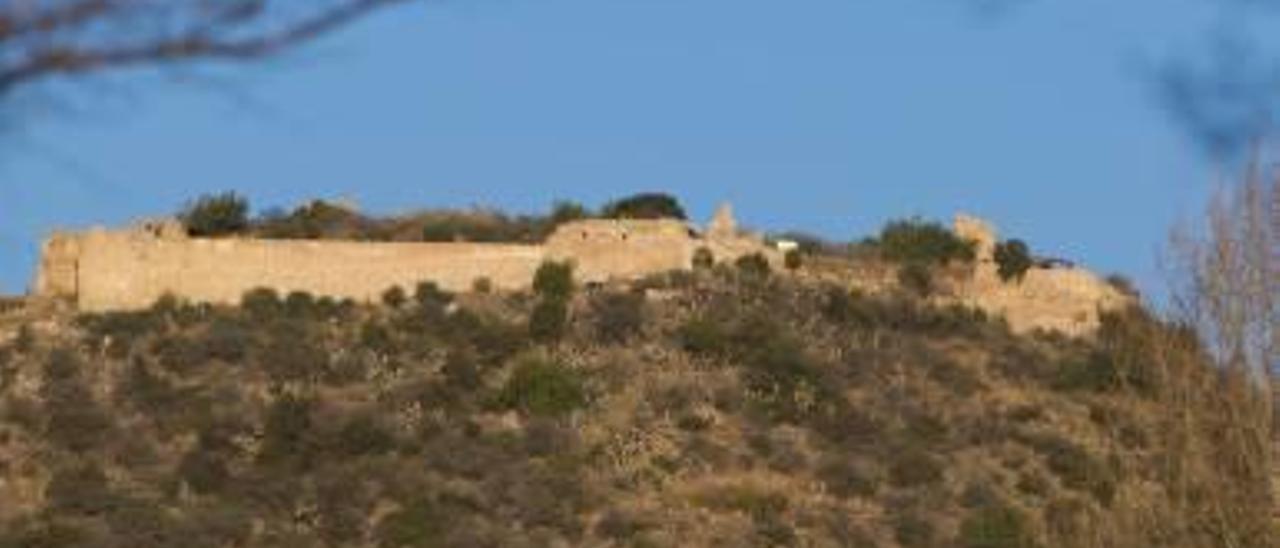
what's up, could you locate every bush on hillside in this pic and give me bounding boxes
[381,286,407,309]
[600,192,687,220]
[959,505,1036,548]
[735,253,772,280]
[181,192,250,237]
[874,218,975,265]
[994,239,1033,283]
[498,358,587,417]
[533,261,574,301]
[590,291,645,344]
[898,262,933,297]
[693,247,715,270]
[529,299,569,343]
[784,249,803,270]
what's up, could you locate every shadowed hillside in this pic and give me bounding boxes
[0,256,1270,547]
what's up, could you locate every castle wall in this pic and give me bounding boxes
[34,234,81,299]
[544,219,696,283]
[68,231,546,311]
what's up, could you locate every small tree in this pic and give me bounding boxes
[414,281,454,312]
[693,247,716,270]
[533,261,575,302]
[898,263,933,297]
[549,201,591,225]
[993,239,1033,283]
[529,299,569,343]
[381,286,407,309]
[876,218,975,266]
[601,193,687,220]
[181,192,249,237]
[590,292,646,344]
[735,253,772,279]
[784,249,803,271]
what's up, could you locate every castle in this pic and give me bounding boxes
[33,205,780,313]
[30,205,1131,336]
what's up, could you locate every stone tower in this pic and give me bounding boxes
[707,203,738,238]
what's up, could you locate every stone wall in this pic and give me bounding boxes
[544,219,696,283]
[35,214,762,312]
[47,229,546,312]
[949,214,1132,336]
[32,207,1129,337]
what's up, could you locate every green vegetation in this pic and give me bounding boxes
[994,239,1034,282]
[497,357,588,417]
[872,217,976,266]
[180,191,249,237]
[600,192,687,220]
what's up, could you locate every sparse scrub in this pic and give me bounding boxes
[181,191,250,237]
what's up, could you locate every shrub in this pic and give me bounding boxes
[14,323,35,353]
[260,395,315,463]
[1024,433,1116,504]
[533,261,574,301]
[959,505,1036,548]
[498,358,587,417]
[529,299,569,343]
[241,287,281,318]
[376,497,445,547]
[590,291,645,344]
[875,218,975,265]
[894,513,936,548]
[181,191,249,237]
[46,461,115,515]
[897,262,933,297]
[678,316,732,357]
[472,277,494,294]
[549,200,591,225]
[600,192,687,220]
[693,247,715,269]
[414,281,454,312]
[381,285,407,309]
[332,413,396,457]
[735,253,771,279]
[784,249,803,270]
[888,449,945,488]
[283,291,317,317]
[994,239,1033,283]
[1105,274,1139,298]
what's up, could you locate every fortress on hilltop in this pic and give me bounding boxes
[29,203,1131,336]
[33,204,780,313]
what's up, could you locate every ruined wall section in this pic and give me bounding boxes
[70,230,545,312]
[545,219,695,283]
[949,214,1132,336]
[34,233,81,299]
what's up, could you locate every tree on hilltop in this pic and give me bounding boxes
[181,191,249,237]
[601,193,687,221]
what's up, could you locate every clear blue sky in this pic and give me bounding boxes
[0,0,1240,297]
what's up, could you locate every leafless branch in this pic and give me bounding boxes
[0,0,414,94]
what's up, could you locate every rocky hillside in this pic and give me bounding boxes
[0,261,1271,547]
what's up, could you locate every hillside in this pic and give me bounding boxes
[0,257,1270,548]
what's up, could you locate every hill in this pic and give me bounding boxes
[0,258,1270,547]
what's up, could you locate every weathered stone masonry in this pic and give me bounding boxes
[31,205,1130,336]
[34,205,776,313]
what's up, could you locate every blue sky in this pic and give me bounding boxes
[0,0,1244,297]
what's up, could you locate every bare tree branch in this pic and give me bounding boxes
[0,0,414,94]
